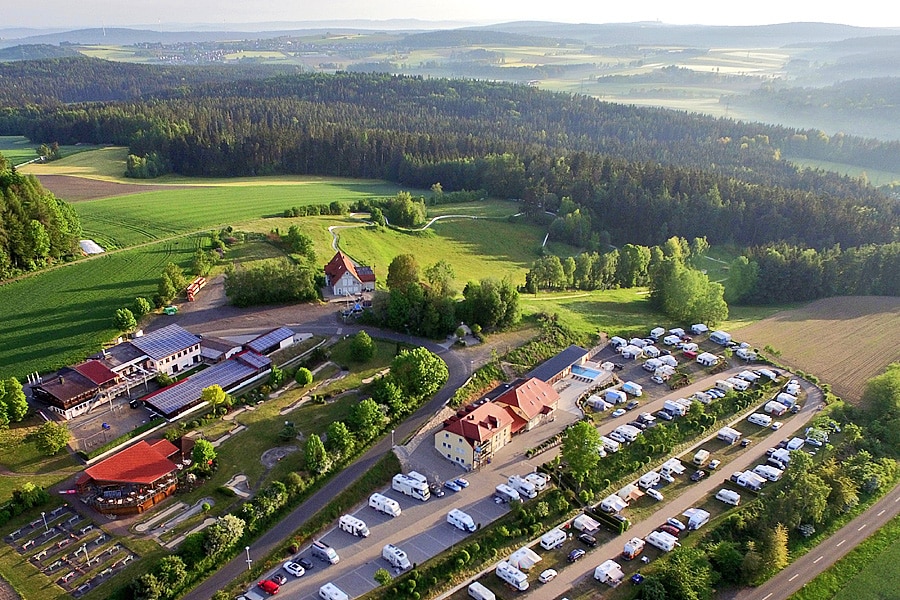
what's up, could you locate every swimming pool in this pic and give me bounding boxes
[571,365,601,379]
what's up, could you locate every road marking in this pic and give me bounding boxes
[813,556,823,563]
[878,510,886,516]
[895,496,900,503]
[858,524,867,531]
[789,574,799,582]
[762,594,773,600]
[837,540,846,547]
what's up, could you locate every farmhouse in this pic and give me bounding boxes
[324,251,376,296]
[493,377,559,433]
[32,360,121,420]
[435,402,513,470]
[525,345,589,384]
[76,439,183,515]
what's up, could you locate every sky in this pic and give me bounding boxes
[4,0,899,30]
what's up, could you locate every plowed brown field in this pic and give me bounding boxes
[735,296,900,401]
[36,174,197,201]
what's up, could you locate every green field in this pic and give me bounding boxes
[0,236,205,378]
[784,155,900,187]
[0,136,39,166]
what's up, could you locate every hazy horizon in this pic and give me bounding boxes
[5,0,899,30]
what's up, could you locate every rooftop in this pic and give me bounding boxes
[495,377,559,422]
[525,345,588,382]
[246,326,294,354]
[73,360,118,387]
[131,324,200,360]
[443,402,514,444]
[83,440,179,485]
[324,251,376,285]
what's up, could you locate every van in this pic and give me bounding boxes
[600,435,621,453]
[369,493,402,517]
[468,581,497,600]
[715,380,735,393]
[338,514,370,537]
[495,484,520,503]
[319,582,349,600]
[715,489,741,506]
[748,413,773,427]
[382,544,411,570]
[311,541,340,564]
[540,528,567,550]
[447,509,477,533]
[692,449,710,466]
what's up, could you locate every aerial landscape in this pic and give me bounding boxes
[0,2,899,600]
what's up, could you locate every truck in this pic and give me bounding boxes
[311,540,340,564]
[468,582,496,600]
[622,381,643,396]
[638,470,661,490]
[508,475,537,499]
[495,561,529,591]
[392,473,430,501]
[717,427,742,445]
[622,537,646,560]
[664,399,687,417]
[447,509,477,532]
[495,484,521,503]
[645,530,679,552]
[605,389,627,405]
[540,528,566,550]
[382,544,411,570]
[319,583,350,600]
[338,514,370,537]
[524,473,548,491]
[369,493,401,517]
[185,276,207,302]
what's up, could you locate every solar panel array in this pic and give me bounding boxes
[246,327,294,354]
[132,325,200,360]
[145,360,258,416]
[237,351,271,370]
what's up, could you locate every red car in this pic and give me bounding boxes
[258,580,280,595]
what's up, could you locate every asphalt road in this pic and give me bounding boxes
[727,480,900,600]
[182,328,469,600]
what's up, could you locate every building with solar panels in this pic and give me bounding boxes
[245,327,295,355]
[130,324,201,376]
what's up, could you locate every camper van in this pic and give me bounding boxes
[622,537,646,560]
[468,582,497,600]
[540,528,567,550]
[692,449,710,466]
[726,377,751,392]
[638,470,661,490]
[392,473,430,501]
[338,514,370,537]
[715,489,742,506]
[748,413,773,427]
[495,484,521,503]
[382,544,411,570]
[311,540,340,564]
[645,530,679,552]
[716,427,742,445]
[495,561,529,591]
[508,475,537,499]
[319,583,350,600]
[600,435,622,453]
[447,509,477,532]
[524,473,548,491]
[664,399,687,417]
[369,493,402,517]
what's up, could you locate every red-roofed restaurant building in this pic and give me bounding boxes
[435,402,514,470]
[494,377,559,433]
[324,251,376,296]
[76,440,182,515]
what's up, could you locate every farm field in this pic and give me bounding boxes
[0,235,205,379]
[784,155,900,187]
[734,296,900,400]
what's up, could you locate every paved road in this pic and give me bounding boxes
[183,328,469,600]
[726,480,900,600]
[502,378,825,600]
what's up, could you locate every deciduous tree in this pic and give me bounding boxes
[30,421,70,455]
[561,421,601,487]
[113,307,137,332]
[304,433,329,474]
[349,331,377,362]
[386,254,420,291]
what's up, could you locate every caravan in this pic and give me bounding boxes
[710,330,732,345]
[748,413,773,427]
[338,515,370,538]
[717,427,742,445]
[508,475,537,499]
[638,470,661,490]
[600,435,621,453]
[468,582,496,600]
[447,509,477,532]
[726,377,751,391]
[645,530,679,552]
[715,489,742,506]
[540,528,567,550]
[319,583,350,600]
[495,561,529,591]
[369,493,402,517]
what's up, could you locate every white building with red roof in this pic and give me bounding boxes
[324,251,376,296]
[494,377,559,433]
[435,402,513,470]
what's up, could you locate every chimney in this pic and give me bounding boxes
[59,376,64,385]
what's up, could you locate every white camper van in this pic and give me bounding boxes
[495,561,529,591]
[638,470,661,490]
[715,489,742,506]
[319,582,350,600]
[369,493,402,517]
[338,514,370,537]
[508,475,537,499]
[748,413,773,427]
[468,582,496,600]
[495,484,521,503]
[540,528,567,550]
[524,473,548,491]
[382,544,411,570]
[392,473,431,501]
[600,435,621,453]
[311,540,340,564]
[447,509,477,532]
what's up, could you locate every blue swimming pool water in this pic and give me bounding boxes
[571,365,601,379]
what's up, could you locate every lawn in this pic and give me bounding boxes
[0,235,206,379]
[519,288,662,339]
[0,136,38,166]
[0,415,81,501]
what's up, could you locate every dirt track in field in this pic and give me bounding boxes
[36,174,199,201]
[735,296,900,401]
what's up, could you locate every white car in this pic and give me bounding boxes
[646,488,664,501]
[708,459,721,470]
[611,408,627,418]
[283,561,305,577]
[771,421,784,430]
[539,568,558,583]
[659,471,674,483]
[666,517,686,531]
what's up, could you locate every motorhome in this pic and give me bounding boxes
[622,381,643,396]
[392,473,430,501]
[748,413,773,427]
[643,358,664,372]
[495,561,529,591]
[382,544,411,570]
[716,427,742,445]
[638,470,661,489]
[508,475,537,499]
[447,509,477,532]
[312,540,340,564]
[726,377,750,392]
[715,489,742,506]
[369,493,402,517]
[468,582,496,600]
[609,336,627,349]
[732,470,766,491]
[691,323,709,335]
[664,399,687,417]
[600,435,621,454]
[715,380,735,393]
[646,530,679,552]
[764,401,788,416]
[649,327,666,340]
[495,484,521,503]
[696,352,719,367]
[319,583,350,600]
[540,528,567,550]
[710,330,732,345]
[753,464,783,482]
[620,345,644,359]
[692,449,710,466]
[684,508,711,530]
[622,537,646,560]
[524,473,548,491]
[614,424,642,443]
[338,514,370,537]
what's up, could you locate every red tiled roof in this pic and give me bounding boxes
[83,440,178,485]
[443,402,513,443]
[495,377,559,421]
[147,438,180,459]
[324,251,375,285]
[73,360,119,386]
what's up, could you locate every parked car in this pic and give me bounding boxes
[659,524,681,537]
[611,408,627,418]
[766,447,778,457]
[430,483,445,497]
[578,533,598,547]
[690,470,707,482]
[444,480,462,492]
[666,517,686,531]
[271,573,287,586]
[297,557,314,570]
[539,569,558,583]
[659,470,674,483]
[708,459,721,470]
[651,375,668,384]
[771,421,784,430]
[257,580,280,595]
[283,561,305,577]
[455,478,470,488]
[626,401,640,411]
[656,410,674,421]
[741,439,753,447]
[627,420,648,431]
[632,573,645,585]
[646,488,664,501]
[567,548,586,562]
[613,363,625,371]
